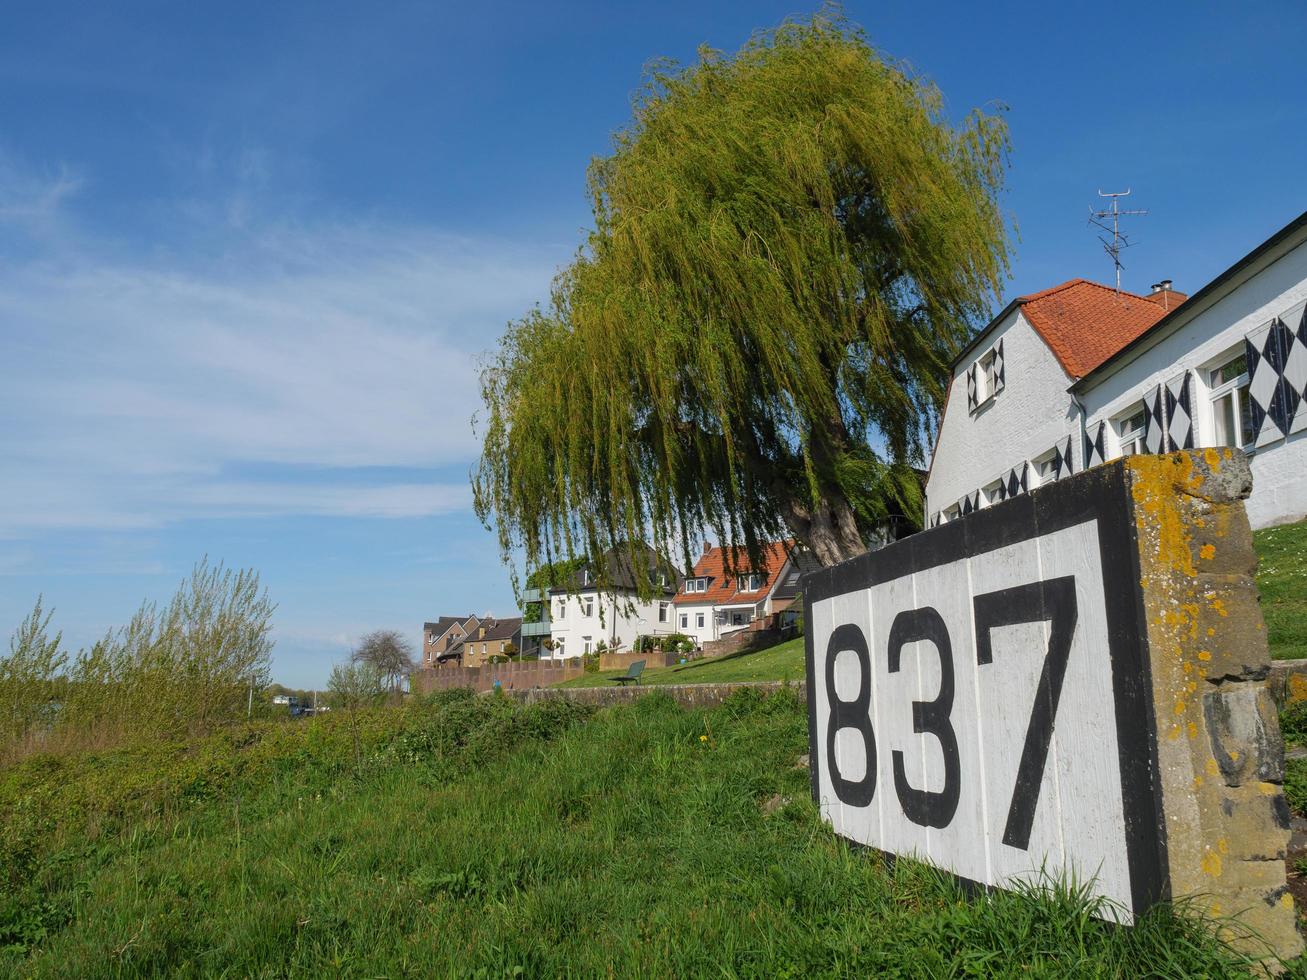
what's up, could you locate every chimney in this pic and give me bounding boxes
[1149,279,1178,310]
[702,541,712,555]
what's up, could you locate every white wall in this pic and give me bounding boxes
[674,602,715,646]
[544,590,676,658]
[1081,238,1307,529]
[926,311,1078,521]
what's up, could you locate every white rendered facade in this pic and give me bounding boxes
[542,589,676,659]
[926,213,1307,531]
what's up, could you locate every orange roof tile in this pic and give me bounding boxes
[1018,279,1186,379]
[673,540,792,606]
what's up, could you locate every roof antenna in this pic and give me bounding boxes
[1088,189,1147,296]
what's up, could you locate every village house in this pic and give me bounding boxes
[421,614,479,669]
[926,208,1307,531]
[541,544,682,659]
[450,617,523,668]
[672,540,802,648]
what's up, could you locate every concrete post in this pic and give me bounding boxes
[1127,448,1301,960]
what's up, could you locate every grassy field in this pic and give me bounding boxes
[556,635,806,688]
[0,689,1261,976]
[1255,518,1307,661]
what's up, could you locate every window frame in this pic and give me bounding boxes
[1206,350,1254,451]
[1114,403,1148,458]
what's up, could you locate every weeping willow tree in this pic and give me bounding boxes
[474,10,1010,589]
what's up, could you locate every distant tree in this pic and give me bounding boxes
[328,661,387,772]
[474,11,1010,575]
[351,630,415,692]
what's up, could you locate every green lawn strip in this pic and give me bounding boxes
[0,690,1257,976]
[1255,518,1307,661]
[554,636,807,689]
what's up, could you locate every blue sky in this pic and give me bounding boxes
[3,1,1304,688]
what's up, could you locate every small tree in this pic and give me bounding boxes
[328,661,386,772]
[351,630,415,692]
[1,596,66,747]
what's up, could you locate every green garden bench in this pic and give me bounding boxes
[612,660,646,686]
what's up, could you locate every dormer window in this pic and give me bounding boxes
[738,573,764,592]
[966,339,1005,413]
[683,577,708,594]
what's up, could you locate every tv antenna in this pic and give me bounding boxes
[1088,189,1147,294]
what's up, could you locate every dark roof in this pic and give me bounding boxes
[423,615,474,635]
[547,543,682,595]
[481,618,522,642]
[1072,208,1307,391]
[772,547,822,600]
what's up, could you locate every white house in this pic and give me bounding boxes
[926,209,1307,531]
[672,541,796,647]
[541,544,681,659]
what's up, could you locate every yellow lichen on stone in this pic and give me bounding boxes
[1288,673,1307,704]
[1207,758,1220,776]
[1204,447,1221,468]
[1187,722,1198,739]
[1198,650,1212,661]
[1200,543,1216,560]
[1201,850,1223,877]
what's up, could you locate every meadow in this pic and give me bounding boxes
[0,688,1269,976]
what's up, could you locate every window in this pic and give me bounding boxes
[684,577,707,594]
[981,480,1003,507]
[738,573,763,592]
[582,598,594,617]
[696,613,705,629]
[555,599,565,619]
[1115,405,1147,457]
[658,602,669,623]
[680,613,688,629]
[1209,352,1253,449]
[580,568,591,586]
[481,643,486,655]
[1033,449,1059,486]
[943,505,961,523]
[979,350,998,401]
[583,636,592,654]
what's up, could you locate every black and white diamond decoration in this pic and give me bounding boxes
[992,339,1005,395]
[1287,302,1307,435]
[1164,371,1194,451]
[1051,435,1074,480]
[996,461,1028,501]
[966,362,978,413]
[1247,318,1296,448]
[960,490,980,516]
[930,512,940,528]
[1085,420,1107,468]
[1143,383,1165,453]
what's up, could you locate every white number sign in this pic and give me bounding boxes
[803,481,1163,921]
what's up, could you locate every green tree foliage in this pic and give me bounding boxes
[1,560,275,758]
[0,597,66,744]
[474,11,1010,577]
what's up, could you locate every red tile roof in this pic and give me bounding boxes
[673,541,792,606]
[1019,279,1187,379]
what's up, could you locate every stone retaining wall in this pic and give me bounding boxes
[410,659,584,694]
[1269,659,1307,708]
[506,679,806,709]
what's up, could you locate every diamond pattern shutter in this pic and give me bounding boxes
[1286,302,1307,435]
[966,363,978,413]
[1164,372,1194,451]
[1142,384,1165,453]
[1247,319,1294,448]
[1085,420,1107,468]
[1053,435,1074,480]
[993,339,1005,395]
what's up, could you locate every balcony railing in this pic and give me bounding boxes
[520,620,551,638]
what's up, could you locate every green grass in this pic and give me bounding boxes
[0,690,1261,976]
[556,635,807,688]
[1256,518,1307,661]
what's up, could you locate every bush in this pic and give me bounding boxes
[582,653,601,673]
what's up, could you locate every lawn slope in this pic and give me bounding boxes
[0,690,1259,976]
[556,635,806,688]
[1255,517,1307,660]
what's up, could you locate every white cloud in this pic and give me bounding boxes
[0,206,561,535]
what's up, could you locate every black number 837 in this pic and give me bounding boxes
[823,576,1077,851]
